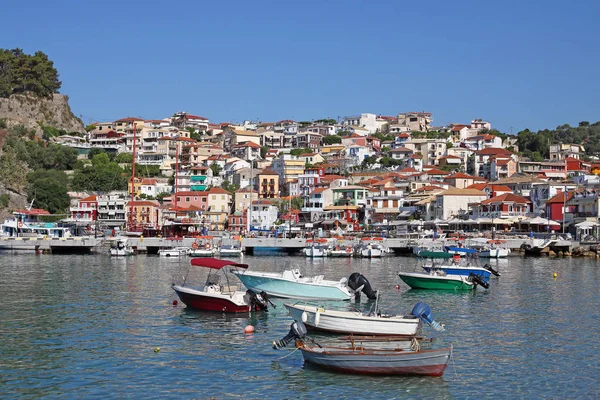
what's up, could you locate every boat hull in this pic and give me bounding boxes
[285,304,420,336]
[329,250,353,257]
[398,272,474,290]
[479,248,510,258]
[233,272,351,301]
[172,285,250,313]
[299,346,451,376]
[424,266,491,282]
[188,250,216,257]
[219,250,242,257]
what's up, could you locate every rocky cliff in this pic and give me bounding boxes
[0,93,84,134]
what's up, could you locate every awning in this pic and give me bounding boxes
[190,258,248,269]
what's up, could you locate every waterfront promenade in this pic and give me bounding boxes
[0,234,579,256]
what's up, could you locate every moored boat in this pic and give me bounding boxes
[398,270,489,290]
[172,258,272,313]
[284,301,444,336]
[109,238,135,256]
[232,267,377,301]
[219,244,243,257]
[158,246,189,257]
[273,321,451,377]
[420,249,499,281]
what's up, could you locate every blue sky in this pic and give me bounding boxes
[1,0,599,133]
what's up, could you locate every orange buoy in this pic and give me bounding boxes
[172,299,178,306]
[244,325,255,334]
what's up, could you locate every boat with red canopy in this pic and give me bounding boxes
[172,258,272,313]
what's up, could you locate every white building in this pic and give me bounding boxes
[434,188,488,220]
[247,199,279,231]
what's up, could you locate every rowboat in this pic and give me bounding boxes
[172,258,272,313]
[273,321,451,376]
[232,268,378,301]
[284,301,444,336]
[398,270,489,290]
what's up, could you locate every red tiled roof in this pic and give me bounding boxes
[208,187,232,195]
[481,193,531,205]
[451,124,469,131]
[445,173,474,179]
[466,183,487,191]
[80,195,97,202]
[476,148,513,156]
[259,168,279,176]
[425,168,451,176]
[173,190,208,197]
[546,191,574,204]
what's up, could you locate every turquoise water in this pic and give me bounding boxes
[0,254,598,399]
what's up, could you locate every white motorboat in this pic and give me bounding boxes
[304,239,331,257]
[232,269,378,301]
[109,238,135,256]
[219,244,243,257]
[187,238,216,257]
[158,246,189,257]
[360,242,384,258]
[330,245,354,257]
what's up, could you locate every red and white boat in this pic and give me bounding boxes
[172,258,271,313]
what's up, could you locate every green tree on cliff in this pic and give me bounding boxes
[0,48,62,98]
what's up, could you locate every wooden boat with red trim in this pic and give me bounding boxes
[172,258,270,313]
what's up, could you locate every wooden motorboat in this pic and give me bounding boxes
[273,321,451,376]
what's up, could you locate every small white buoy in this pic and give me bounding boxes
[301,311,308,323]
[314,310,321,327]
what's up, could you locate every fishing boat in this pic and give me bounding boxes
[273,321,451,376]
[219,244,243,257]
[304,239,331,257]
[232,267,377,301]
[109,238,135,256]
[188,240,216,257]
[422,249,500,281]
[284,301,444,336]
[172,258,272,313]
[398,269,489,290]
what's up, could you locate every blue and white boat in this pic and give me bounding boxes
[232,268,355,301]
[419,249,500,282]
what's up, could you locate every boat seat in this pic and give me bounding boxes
[221,285,239,294]
[313,275,324,283]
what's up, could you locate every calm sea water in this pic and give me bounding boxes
[0,252,598,399]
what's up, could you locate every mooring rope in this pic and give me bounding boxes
[277,346,300,360]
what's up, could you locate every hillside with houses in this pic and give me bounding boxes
[45,111,598,239]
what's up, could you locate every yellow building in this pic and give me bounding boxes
[205,187,233,229]
[234,186,259,212]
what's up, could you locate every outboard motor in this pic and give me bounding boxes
[348,272,378,300]
[411,302,445,332]
[482,263,501,277]
[273,321,308,349]
[247,290,272,312]
[469,273,490,289]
